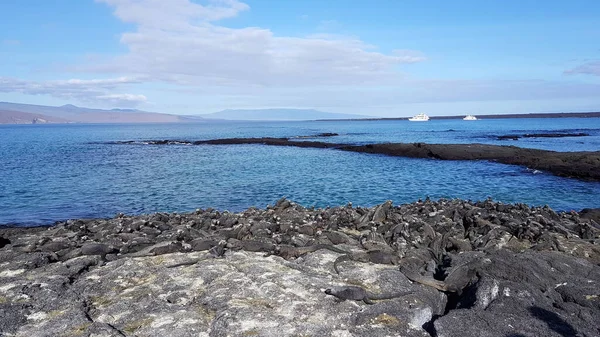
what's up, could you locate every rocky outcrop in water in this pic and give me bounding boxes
[496,132,590,140]
[342,142,600,181]
[109,136,600,181]
[1,199,599,337]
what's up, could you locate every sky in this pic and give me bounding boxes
[0,0,599,117]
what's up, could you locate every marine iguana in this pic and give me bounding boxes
[227,239,275,253]
[272,244,349,260]
[208,240,228,257]
[399,257,481,293]
[324,285,413,305]
[359,230,391,251]
[165,257,210,268]
[165,240,227,268]
[333,250,401,274]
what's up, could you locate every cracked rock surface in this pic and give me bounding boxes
[1,198,599,337]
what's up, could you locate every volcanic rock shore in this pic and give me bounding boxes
[1,199,599,337]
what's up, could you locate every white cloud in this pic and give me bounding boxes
[95,94,148,106]
[565,61,600,76]
[87,0,423,87]
[0,77,146,107]
[6,0,594,115]
[96,93,147,103]
[61,77,136,85]
[97,0,249,25]
[392,50,426,63]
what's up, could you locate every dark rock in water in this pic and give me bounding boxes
[342,142,600,181]
[522,132,590,138]
[0,198,599,336]
[294,132,339,138]
[111,133,600,180]
[497,135,520,140]
[115,136,600,181]
[497,132,590,140]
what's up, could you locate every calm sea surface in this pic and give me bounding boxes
[1,118,600,226]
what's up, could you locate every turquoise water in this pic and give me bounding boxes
[1,118,600,226]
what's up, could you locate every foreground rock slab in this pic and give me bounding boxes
[1,250,437,337]
[1,199,599,336]
[4,249,597,337]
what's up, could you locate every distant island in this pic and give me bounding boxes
[0,102,370,124]
[1,101,599,124]
[0,102,183,124]
[0,109,71,124]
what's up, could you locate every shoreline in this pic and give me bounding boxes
[0,198,599,336]
[2,197,599,232]
[2,197,599,229]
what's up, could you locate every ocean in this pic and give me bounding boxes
[1,117,600,226]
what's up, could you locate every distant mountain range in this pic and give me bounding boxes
[0,102,373,124]
[0,102,182,124]
[2,101,599,125]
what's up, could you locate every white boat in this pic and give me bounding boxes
[463,115,477,121]
[408,113,430,122]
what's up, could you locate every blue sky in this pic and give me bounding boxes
[1,0,599,117]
